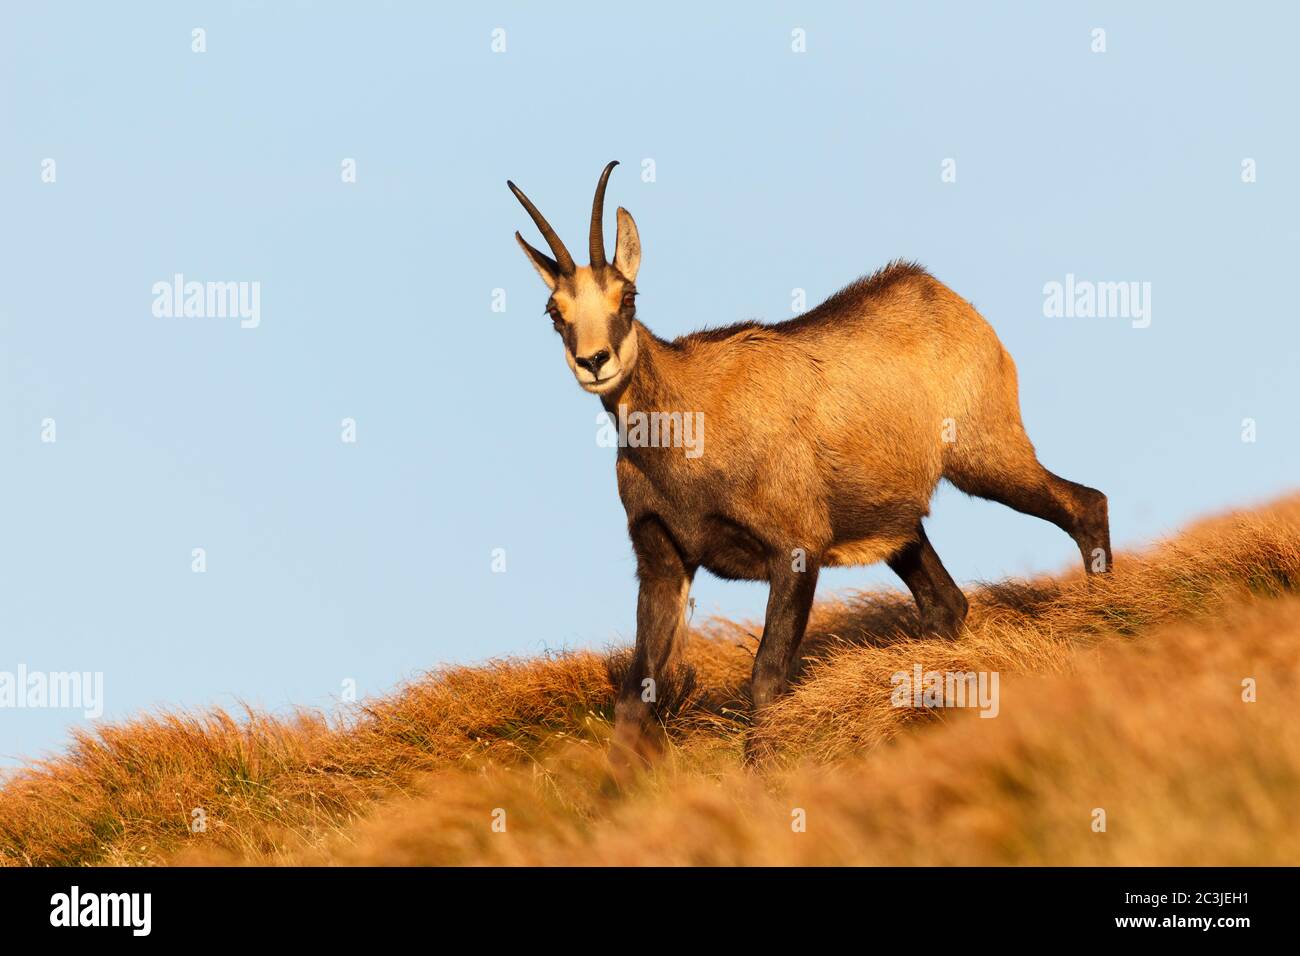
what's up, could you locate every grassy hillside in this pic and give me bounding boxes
[2,495,1298,866]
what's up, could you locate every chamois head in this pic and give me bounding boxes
[509,161,642,396]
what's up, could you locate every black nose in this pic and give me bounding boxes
[575,349,610,374]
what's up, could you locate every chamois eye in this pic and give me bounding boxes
[546,305,562,323]
[622,292,636,308]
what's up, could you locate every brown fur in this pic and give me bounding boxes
[510,166,1111,768]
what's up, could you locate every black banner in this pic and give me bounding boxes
[0,867,1285,942]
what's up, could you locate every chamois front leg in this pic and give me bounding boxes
[745,555,820,766]
[610,519,693,774]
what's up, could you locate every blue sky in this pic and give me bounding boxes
[1,2,1297,766]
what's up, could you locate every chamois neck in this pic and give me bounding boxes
[601,322,685,414]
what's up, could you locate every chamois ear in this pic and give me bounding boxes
[613,207,641,282]
[515,232,560,291]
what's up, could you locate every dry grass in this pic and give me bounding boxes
[3,494,1299,866]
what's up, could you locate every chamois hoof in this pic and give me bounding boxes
[742,731,780,770]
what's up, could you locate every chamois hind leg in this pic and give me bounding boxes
[946,432,1111,574]
[887,522,969,639]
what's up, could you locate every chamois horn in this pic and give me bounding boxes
[588,160,619,268]
[507,179,575,274]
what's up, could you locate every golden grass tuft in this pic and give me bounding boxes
[3,494,1299,866]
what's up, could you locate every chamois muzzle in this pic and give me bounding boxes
[575,349,611,375]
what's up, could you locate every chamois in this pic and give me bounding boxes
[510,161,1111,765]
